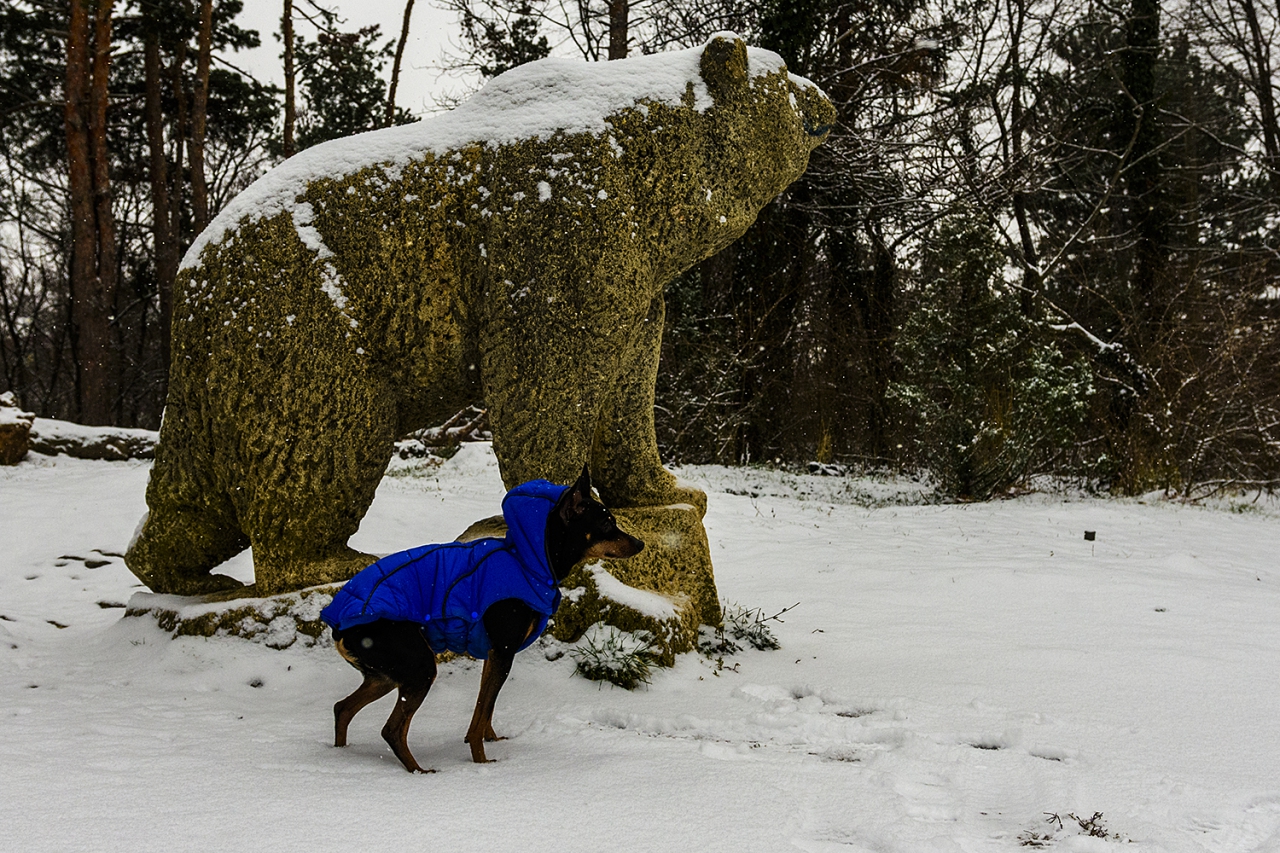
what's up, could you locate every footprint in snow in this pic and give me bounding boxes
[55,549,121,569]
[894,775,962,823]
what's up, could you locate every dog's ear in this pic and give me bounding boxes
[556,465,592,522]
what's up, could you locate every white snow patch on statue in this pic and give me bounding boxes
[179,36,802,272]
[587,563,682,620]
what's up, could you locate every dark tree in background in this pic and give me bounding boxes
[442,0,642,73]
[655,0,959,469]
[290,4,414,150]
[452,0,550,78]
[112,0,274,422]
[1,1,78,417]
[385,0,415,126]
[3,0,277,425]
[282,0,296,156]
[121,0,271,412]
[0,0,419,427]
[64,0,118,426]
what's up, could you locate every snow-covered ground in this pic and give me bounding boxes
[3,445,1278,852]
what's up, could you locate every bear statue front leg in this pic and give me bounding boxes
[484,293,722,655]
[484,328,616,489]
[591,293,707,515]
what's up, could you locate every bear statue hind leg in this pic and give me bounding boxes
[125,402,252,596]
[249,545,379,597]
[232,374,397,597]
[125,501,250,596]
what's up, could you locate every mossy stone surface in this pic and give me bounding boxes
[125,586,339,648]
[126,36,833,599]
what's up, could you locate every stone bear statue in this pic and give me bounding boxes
[126,34,833,605]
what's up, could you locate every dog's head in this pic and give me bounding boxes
[549,466,644,579]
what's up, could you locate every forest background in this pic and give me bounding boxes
[1,0,1277,500]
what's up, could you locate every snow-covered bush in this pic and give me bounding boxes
[570,623,657,689]
[890,214,1093,499]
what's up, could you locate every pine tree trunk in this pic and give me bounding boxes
[144,31,177,386]
[166,37,189,248]
[863,226,896,464]
[386,0,415,126]
[1120,0,1166,349]
[190,0,213,233]
[1112,0,1167,489]
[1007,0,1041,317]
[789,220,831,461]
[64,0,118,426]
[282,0,296,157]
[607,0,628,60]
[1239,0,1279,190]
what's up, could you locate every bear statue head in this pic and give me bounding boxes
[700,34,835,141]
[694,33,836,240]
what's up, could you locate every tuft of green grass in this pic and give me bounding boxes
[1019,811,1126,847]
[698,601,792,656]
[570,624,657,690]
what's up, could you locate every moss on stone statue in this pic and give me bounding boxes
[126,34,833,630]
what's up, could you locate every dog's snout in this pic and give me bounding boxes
[610,532,643,558]
[587,532,644,561]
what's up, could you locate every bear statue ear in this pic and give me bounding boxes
[701,33,749,103]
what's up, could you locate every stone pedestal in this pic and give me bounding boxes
[548,504,719,665]
[0,392,34,465]
[124,586,338,649]
[461,502,721,666]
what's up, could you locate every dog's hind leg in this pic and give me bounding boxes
[334,672,395,748]
[380,665,437,773]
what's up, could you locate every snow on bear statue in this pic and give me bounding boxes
[126,34,833,653]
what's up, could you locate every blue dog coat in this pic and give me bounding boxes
[321,480,566,658]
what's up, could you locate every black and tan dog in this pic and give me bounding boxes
[321,468,642,772]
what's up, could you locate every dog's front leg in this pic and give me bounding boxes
[466,599,538,762]
[465,650,515,763]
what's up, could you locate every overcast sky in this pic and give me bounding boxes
[230,1,480,116]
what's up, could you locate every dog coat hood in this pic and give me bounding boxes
[321,480,567,658]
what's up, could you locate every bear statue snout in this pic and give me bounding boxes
[792,81,837,145]
[804,117,834,138]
